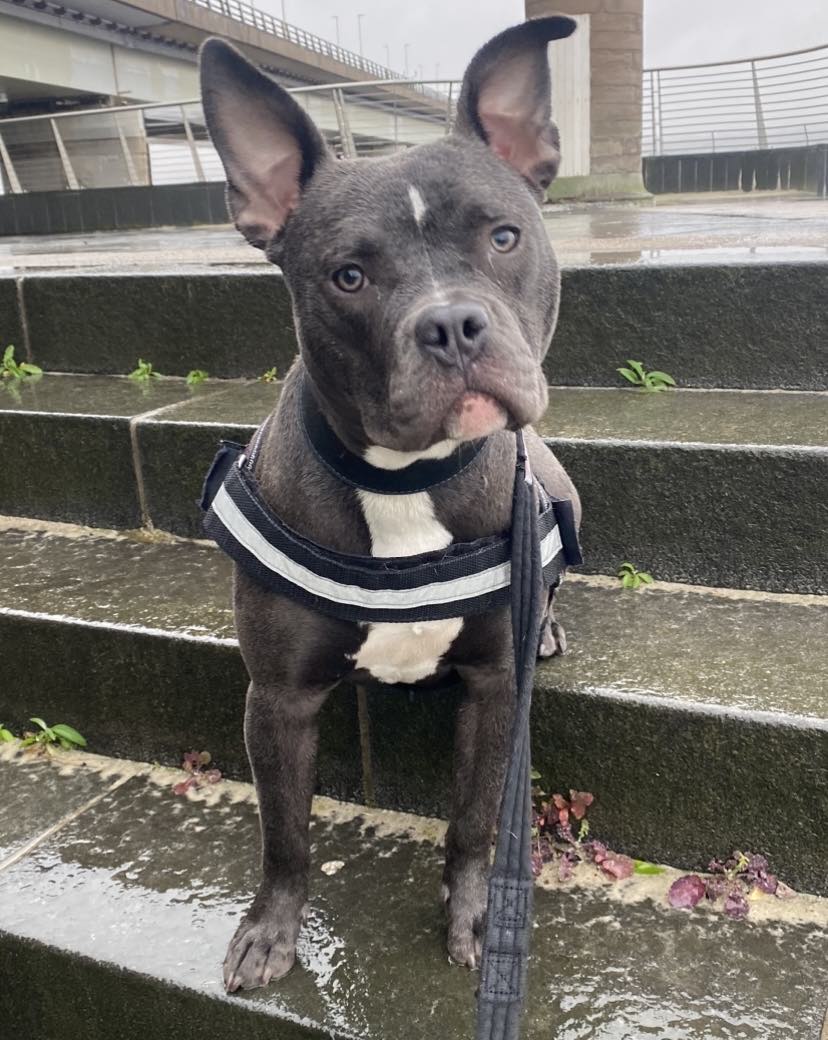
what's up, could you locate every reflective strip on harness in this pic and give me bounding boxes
[201,444,579,625]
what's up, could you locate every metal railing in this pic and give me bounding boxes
[0,81,460,194]
[644,43,828,156]
[191,0,399,81]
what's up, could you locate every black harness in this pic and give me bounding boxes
[201,379,582,1040]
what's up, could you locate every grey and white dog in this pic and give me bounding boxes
[200,16,581,993]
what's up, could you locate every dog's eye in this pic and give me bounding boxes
[332,265,366,293]
[490,226,520,253]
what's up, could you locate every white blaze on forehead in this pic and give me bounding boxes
[407,185,427,227]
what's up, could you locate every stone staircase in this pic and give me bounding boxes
[0,257,826,1038]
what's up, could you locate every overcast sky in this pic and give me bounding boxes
[261,1,828,78]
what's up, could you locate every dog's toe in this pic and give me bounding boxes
[223,918,298,992]
[538,617,567,657]
[444,867,487,970]
[447,920,484,969]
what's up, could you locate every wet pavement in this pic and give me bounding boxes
[3,517,827,721]
[3,372,824,447]
[1,196,826,272]
[0,747,826,1040]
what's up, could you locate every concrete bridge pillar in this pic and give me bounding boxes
[527,0,648,199]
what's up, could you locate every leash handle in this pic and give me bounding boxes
[476,430,545,1040]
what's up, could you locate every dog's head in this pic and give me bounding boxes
[201,18,575,455]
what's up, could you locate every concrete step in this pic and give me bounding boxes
[1,747,826,1040]
[1,518,825,893]
[2,375,825,592]
[1,260,826,389]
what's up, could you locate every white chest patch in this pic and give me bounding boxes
[407,184,427,228]
[352,489,463,684]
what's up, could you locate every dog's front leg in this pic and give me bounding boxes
[442,659,514,969]
[223,680,329,992]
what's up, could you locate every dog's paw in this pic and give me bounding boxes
[223,899,307,992]
[443,867,488,969]
[538,616,567,657]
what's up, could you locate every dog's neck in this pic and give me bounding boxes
[363,440,459,471]
[299,372,488,495]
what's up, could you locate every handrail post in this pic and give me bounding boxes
[117,122,139,186]
[181,105,206,182]
[0,132,23,194]
[750,60,768,149]
[648,69,656,156]
[50,118,80,190]
[331,89,356,159]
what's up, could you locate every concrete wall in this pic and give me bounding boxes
[527,0,647,199]
[551,18,591,178]
[0,16,198,102]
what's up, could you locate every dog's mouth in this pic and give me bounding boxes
[444,391,509,441]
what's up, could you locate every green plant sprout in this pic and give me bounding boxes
[0,723,16,742]
[617,359,676,392]
[618,562,653,590]
[2,345,42,381]
[186,369,209,386]
[129,359,160,382]
[20,717,87,751]
[259,367,278,383]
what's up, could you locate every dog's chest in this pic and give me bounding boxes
[351,490,463,684]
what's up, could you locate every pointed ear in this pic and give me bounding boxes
[455,16,577,192]
[199,38,330,249]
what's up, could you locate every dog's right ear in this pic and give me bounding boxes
[200,39,329,249]
[454,17,576,193]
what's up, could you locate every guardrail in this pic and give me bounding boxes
[191,0,397,81]
[4,41,827,195]
[0,81,460,195]
[643,43,828,157]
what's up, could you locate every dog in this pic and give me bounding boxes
[199,15,581,993]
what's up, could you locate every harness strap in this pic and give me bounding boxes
[200,438,579,625]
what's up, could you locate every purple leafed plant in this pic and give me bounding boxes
[669,850,790,919]
[172,750,222,796]
[530,781,639,884]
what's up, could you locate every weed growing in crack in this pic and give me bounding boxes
[173,750,222,795]
[530,777,648,882]
[129,359,160,382]
[669,851,794,918]
[617,359,676,392]
[1,345,41,382]
[618,561,653,590]
[19,718,87,752]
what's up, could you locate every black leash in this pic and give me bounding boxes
[476,430,545,1040]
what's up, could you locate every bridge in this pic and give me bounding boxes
[0,0,405,116]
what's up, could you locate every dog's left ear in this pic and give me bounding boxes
[455,16,577,192]
[200,38,330,249]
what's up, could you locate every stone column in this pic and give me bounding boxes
[527,0,648,199]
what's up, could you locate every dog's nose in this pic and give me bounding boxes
[415,302,490,366]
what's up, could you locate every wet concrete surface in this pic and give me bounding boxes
[0,372,223,416]
[1,197,827,272]
[1,520,825,889]
[0,750,826,1039]
[0,750,120,863]
[0,524,235,637]
[3,260,825,393]
[2,519,826,720]
[3,376,824,589]
[5,373,824,446]
[540,387,828,447]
